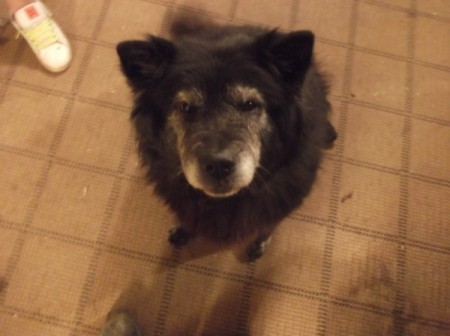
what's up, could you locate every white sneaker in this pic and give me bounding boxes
[11,1,72,72]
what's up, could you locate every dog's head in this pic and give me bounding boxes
[117,28,314,198]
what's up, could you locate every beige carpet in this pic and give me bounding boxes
[0,0,449,335]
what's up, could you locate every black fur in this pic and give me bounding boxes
[117,15,336,260]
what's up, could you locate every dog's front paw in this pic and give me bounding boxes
[246,236,272,262]
[324,121,337,148]
[168,227,191,248]
[246,244,264,262]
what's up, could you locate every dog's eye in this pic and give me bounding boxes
[178,101,191,113]
[240,100,259,112]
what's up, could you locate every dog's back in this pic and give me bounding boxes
[170,12,267,45]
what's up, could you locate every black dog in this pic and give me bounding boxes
[117,15,336,261]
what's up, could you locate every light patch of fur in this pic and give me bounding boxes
[238,151,258,186]
[168,88,203,168]
[181,159,203,190]
[167,111,186,156]
[230,85,265,106]
[174,88,203,106]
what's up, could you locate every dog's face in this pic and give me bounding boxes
[168,84,270,197]
[117,29,313,198]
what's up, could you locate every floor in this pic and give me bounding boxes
[0,0,449,335]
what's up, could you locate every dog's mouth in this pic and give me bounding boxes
[202,185,241,198]
[182,150,258,198]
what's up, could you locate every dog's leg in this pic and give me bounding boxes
[168,226,192,248]
[246,235,272,262]
[100,311,142,336]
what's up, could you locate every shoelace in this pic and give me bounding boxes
[19,17,58,50]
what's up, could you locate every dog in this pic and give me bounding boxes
[116,14,337,261]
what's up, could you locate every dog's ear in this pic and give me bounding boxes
[255,30,314,82]
[116,36,175,88]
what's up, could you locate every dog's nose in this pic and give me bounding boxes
[203,156,235,180]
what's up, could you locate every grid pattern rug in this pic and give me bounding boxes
[0,0,449,335]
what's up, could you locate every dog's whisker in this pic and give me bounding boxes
[257,164,272,177]
[250,170,276,196]
[169,167,183,181]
